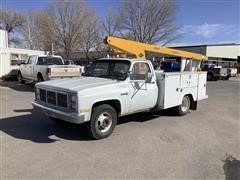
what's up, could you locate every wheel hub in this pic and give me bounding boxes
[97,112,112,133]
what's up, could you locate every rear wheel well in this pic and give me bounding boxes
[37,72,42,78]
[37,72,44,81]
[92,100,121,116]
[184,94,197,110]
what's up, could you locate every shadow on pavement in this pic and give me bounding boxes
[118,109,178,125]
[0,107,177,143]
[0,80,34,92]
[0,108,91,143]
[223,154,240,180]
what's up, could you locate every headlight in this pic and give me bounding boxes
[69,93,78,111]
[70,104,76,109]
[71,94,77,102]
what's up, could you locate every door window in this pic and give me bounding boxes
[131,62,151,81]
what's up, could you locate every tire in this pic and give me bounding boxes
[87,104,117,140]
[224,76,230,80]
[37,74,44,82]
[207,72,213,81]
[213,77,219,81]
[17,72,25,84]
[173,95,191,116]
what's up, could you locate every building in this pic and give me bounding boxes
[0,29,45,77]
[170,44,240,68]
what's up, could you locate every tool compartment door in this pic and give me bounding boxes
[197,72,208,100]
[163,74,181,109]
[181,73,198,88]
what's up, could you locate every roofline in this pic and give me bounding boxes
[170,43,240,48]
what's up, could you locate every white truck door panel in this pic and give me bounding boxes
[25,56,36,79]
[128,81,157,112]
[180,73,198,88]
[29,56,37,79]
[128,61,158,112]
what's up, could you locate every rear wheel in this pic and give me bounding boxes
[173,95,191,116]
[17,72,25,84]
[224,76,230,80]
[87,104,117,140]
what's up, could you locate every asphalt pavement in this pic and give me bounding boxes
[0,79,239,179]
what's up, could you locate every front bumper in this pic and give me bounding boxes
[32,101,85,124]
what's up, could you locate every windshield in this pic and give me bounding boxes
[37,57,64,65]
[84,60,131,80]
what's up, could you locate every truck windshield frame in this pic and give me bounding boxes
[84,60,131,81]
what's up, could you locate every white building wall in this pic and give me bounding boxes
[0,30,8,48]
[206,45,240,59]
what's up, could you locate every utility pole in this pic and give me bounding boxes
[51,42,54,55]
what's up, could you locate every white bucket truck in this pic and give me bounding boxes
[32,37,208,139]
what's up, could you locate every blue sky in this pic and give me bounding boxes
[1,0,239,46]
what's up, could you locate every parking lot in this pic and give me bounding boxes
[0,79,239,179]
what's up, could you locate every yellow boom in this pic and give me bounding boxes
[104,36,208,61]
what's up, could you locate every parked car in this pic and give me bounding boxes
[33,58,208,139]
[18,55,82,83]
[201,63,221,81]
[218,66,231,80]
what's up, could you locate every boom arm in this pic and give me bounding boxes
[104,36,208,61]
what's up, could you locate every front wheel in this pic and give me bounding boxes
[87,104,117,140]
[173,95,191,116]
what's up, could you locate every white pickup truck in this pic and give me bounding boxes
[18,55,81,83]
[33,58,208,139]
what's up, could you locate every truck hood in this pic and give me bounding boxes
[36,77,121,92]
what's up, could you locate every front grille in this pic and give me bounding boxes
[40,89,46,102]
[57,93,68,107]
[37,88,74,112]
[47,91,56,105]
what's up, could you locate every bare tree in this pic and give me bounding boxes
[0,9,25,45]
[102,9,120,37]
[118,0,179,45]
[53,0,84,58]
[0,9,25,33]
[18,12,41,49]
[80,10,101,60]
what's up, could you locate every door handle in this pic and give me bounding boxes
[120,92,128,96]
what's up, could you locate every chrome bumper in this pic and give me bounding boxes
[32,101,85,124]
